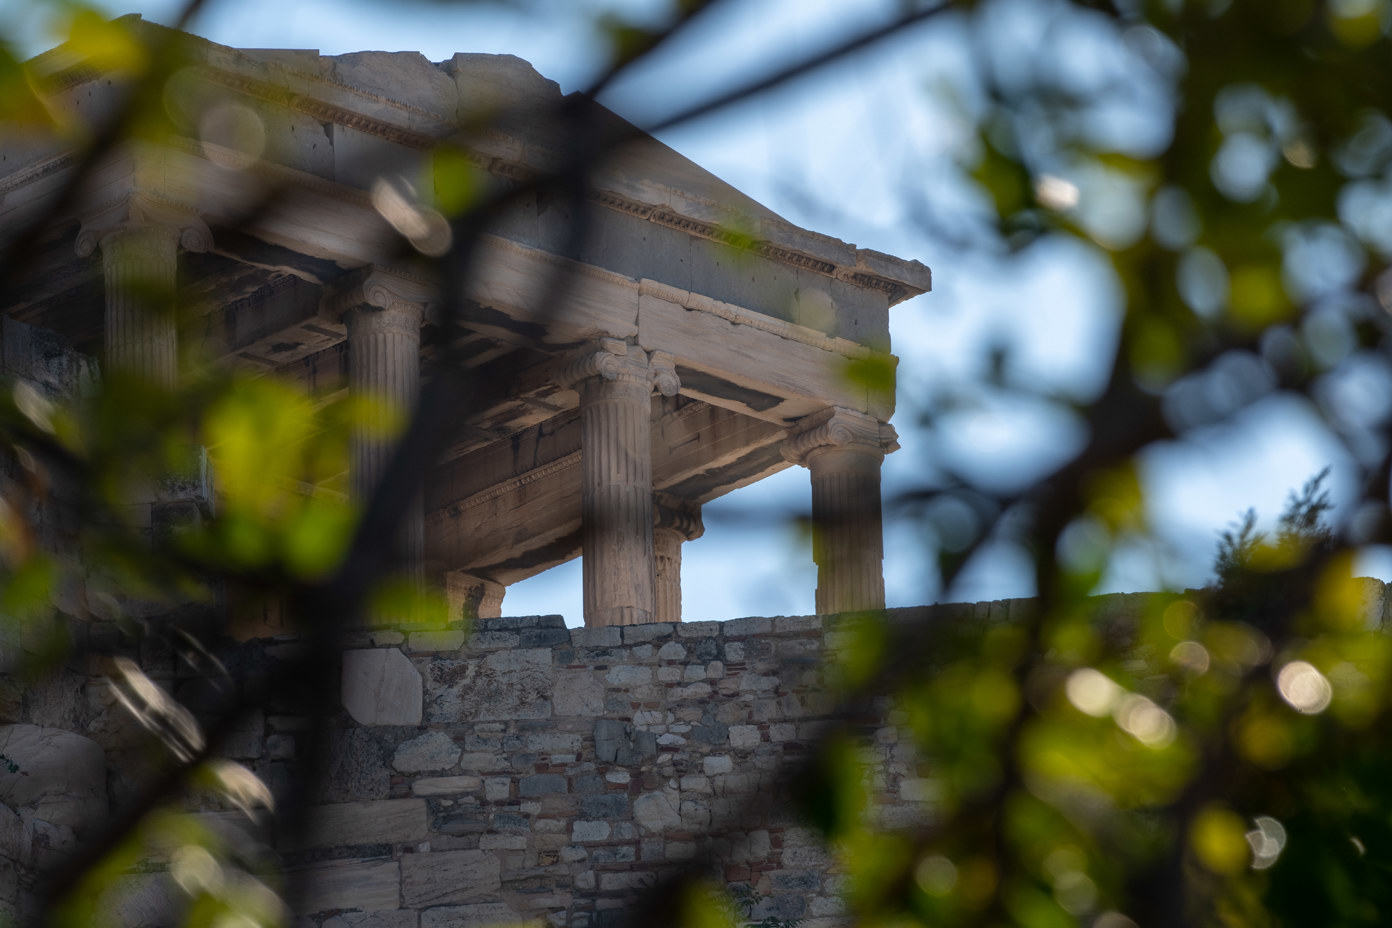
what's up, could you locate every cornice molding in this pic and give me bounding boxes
[22,50,928,301]
[635,276,880,362]
[0,152,79,197]
[782,407,899,466]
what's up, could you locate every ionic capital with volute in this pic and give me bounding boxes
[553,338,681,396]
[76,191,213,258]
[654,495,704,542]
[782,407,898,467]
[320,266,435,326]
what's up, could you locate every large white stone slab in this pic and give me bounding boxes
[321,911,418,928]
[342,649,422,727]
[279,799,430,851]
[290,857,401,915]
[420,901,520,928]
[400,849,501,907]
[411,775,482,797]
[0,724,106,830]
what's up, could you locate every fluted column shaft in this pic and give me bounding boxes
[808,446,885,613]
[579,366,656,626]
[558,340,679,627]
[347,301,424,580]
[653,498,703,624]
[79,193,211,389]
[100,226,180,388]
[785,409,897,615]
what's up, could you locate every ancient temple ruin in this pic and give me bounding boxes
[0,18,944,927]
[0,16,930,628]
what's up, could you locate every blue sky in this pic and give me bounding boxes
[7,0,1382,623]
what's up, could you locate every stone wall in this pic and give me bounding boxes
[0,606,967,928]
[4,585,1389,927]
[303,611,936,928]
[261,610,941,928]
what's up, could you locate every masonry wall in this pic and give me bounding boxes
[0,605,975,928]
[292,612,901,928]
[5,579,1392,927]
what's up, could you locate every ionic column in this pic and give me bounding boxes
[77,194,212,388]
[446,571,506,621]
[556,339,679,627]
[323,268,433,582]
[653,496,703,624]
[784,408,898,615]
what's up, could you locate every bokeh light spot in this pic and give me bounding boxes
[1276,660,1332,713]
[1065,668,1121,717]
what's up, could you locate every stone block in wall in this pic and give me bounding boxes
[468,630,520,650]
[728,725,762,749]
[569,627,621,648]
[95,871,181,928]
[409,629,465,652]
[0,724,106,831]
[20,668,87,731]
[519,773,567,797]
[632,788,682,834]
[474,615,565,632]
[393,730,462,773]
[677,621,720,638]
[0,803,23,862]
[519,626,571,648]
[400,849,502,906]
[412,775,482,797]
[553,670,604,717]
[321,910,419,928]
[593,719,656,765]
[289,857,401,916]
[427,649,552,722]
[420,902,519,928]
[621,623,673,644]
[278,798,429,851]
[326,728,391,802]
[723,616,773,637]
[342,649,422,727]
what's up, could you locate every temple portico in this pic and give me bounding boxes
[2,26,932,627]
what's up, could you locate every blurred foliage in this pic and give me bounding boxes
[1,0,1392,927]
